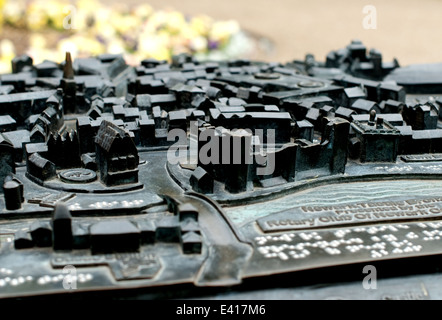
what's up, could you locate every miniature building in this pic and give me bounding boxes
[410,129,442,154]
[180,219,201,235]
[29,124,46,143]
[352,113,405,127]
[341,86,367,107]
[76,116,94,154]
[155,216,181,243]
[293,120,314,141]
[294,117,350,179]
[197,126,253,193]
[14,230,33,249]
[208,107,292,144]
[402,103,439,130]
[190,166,214,194]
[30,221,52,247]
[95,120,139,186]
[52,204,73,251]
[138,220,156,245]
[181,232,202,254]
[47,130,81,169]
[350,99,381,114]
[0,133,15,188]
[0,90,56,123]
[335,106,356,121]
[27,153,56,181]
[61,52,77,114]
[3,179,22,210]
[0,115,17,132]
[72,224,90,249]
[2,130,31,162]
[351,111,400,162]
[380,99,405,114]
[253,142,297,185]
[191,117,350,193]
[138,116,156,146]
[178,203,199,222]
[90,220,140,254]
[25,143,48,163]
[11,54,33,73]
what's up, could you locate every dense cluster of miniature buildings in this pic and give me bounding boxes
[0,40,440,204]
[14,202,203,255]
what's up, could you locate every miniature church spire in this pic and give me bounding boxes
[63,52,74,80]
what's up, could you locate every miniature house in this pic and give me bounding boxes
[0,133,15,188]
[95,120,139,186]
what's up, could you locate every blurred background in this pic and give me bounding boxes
[0,0,441,72]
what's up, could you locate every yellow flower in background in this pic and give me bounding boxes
[46,0,69,30]
[112,13,139,35]
[0,39,15,72]
[191,15,213,37]
[26,1,47,31]
[73,34,105,56]
[210,20,240,44]
[93,7,113,35]
[133,4,153,20]
[138,34,171,61]
[0,0,5,32]
[77,0,100,16]
[180,23,197,40]
[28,47,59,65]
[148,10,170,31]
[164,11,186,35]
[0,0,252,68]
[29,34,47,50]
[68,10,87,31]
[3,0,24,27]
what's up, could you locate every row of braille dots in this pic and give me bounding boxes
[252,231,324,245]
[255,232,321,260]
[422,230,442,241]
[320,238,365,256]
[69,203,82,210]
[355,224,410,235]
[378,232,422,254]
[254,233,296,246]
[330,225,417,258]
[89,201,119,209]
[257,236,365,260]
[346,240,387,258]
[334,229,352,238]
[421,164,442,171]
[0,267,32,287]
[298,232,322,241]
[417,221,442,229]
[37,273,93,285]
[0,275,34,287]
[88,199,145,209]
[255,223,430,261]
[258,244,310,260]
[0,267,13,275]
[375,165,413,173]
[415,222,442,241]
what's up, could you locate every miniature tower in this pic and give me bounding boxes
[61,52,76,114]
[52,203,73,251]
